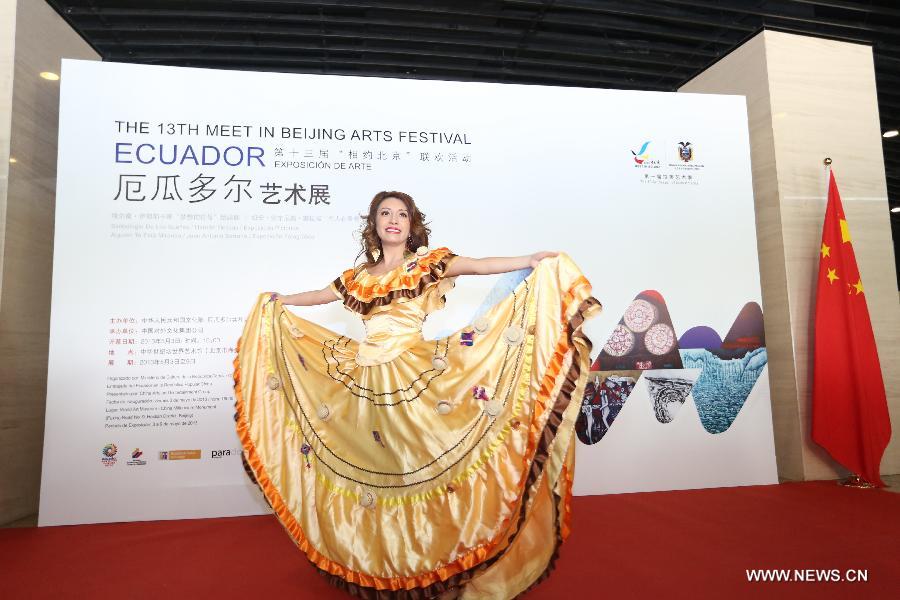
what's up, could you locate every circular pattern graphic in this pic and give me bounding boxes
[623,299,657,333]
[436,401,452,415]
[644,323,676,355]
[431,356,448,371]
[267,375,281,390]
[316,404,330,420]
[288,326,305,339]
[416,245,429,257]
[603,324,635,356]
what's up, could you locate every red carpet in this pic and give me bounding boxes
[2,481,898,599]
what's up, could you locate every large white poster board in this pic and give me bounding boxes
[40,59,776,525]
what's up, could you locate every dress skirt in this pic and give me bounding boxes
[234,252,601,598]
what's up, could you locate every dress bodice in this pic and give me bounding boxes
[329,247,457,366]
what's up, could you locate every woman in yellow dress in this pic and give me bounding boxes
[234,191,601,599]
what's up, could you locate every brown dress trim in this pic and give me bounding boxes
[332,253,458,316]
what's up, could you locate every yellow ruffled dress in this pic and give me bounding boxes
[234,248,601,599]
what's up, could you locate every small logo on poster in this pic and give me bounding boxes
[127,447,147,466]
[158,449,202,461]
[101,443,118,467]
[631,141,651,164]
[210,449,233,459]
[630,141,659,169]
[677,141,693,162]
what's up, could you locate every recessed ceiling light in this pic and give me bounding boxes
[40,71,59,81]
[9,157,17,163]
[892,207,900,213]
[883,129,899,138]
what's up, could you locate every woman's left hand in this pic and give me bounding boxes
[529,251,558,269]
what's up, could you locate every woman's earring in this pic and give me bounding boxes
[371,248,381,261]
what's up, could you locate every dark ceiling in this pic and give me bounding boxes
[46,0,900,277]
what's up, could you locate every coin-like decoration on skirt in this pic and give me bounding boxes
[503,325,525,345]
[483,400,502,417]
[436,401,452,415]
[360,490,377,508]
[416,245,429,257]
[288,326,305,339]
[316,404,330,420]
[431,356,448,371]
[267,375,281,390]
[473,316,490,334]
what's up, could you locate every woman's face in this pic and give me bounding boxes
[374,197,410,246]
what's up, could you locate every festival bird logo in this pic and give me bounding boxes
[631,141,651,164]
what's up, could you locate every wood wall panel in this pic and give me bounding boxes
[681,30,899,482]
[0,0,98,525]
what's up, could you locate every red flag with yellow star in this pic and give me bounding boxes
[811,171,891,486]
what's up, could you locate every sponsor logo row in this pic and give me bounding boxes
[631,140,702,167]
[630,140,706,186]
[100,443,236,467]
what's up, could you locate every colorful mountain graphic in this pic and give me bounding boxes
[678,326,722,350]
[593,290,682,371]
[682,347,768,434]
[644,369,701,424]
[576,295,768,444]
[576,371,639,444]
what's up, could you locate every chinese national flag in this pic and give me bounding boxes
[811,171,891,486]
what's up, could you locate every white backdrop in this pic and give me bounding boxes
[40,59,776,526]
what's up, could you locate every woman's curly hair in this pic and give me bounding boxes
[357,191,431,267]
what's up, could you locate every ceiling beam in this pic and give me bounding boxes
[100,40,693,79]
[113,50,673,89]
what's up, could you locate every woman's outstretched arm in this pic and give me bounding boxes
[276,287,340,306]
[444,252,558,277]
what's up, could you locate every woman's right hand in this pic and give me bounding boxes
[529,251,558,269]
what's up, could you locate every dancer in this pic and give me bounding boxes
[234,191,601,599]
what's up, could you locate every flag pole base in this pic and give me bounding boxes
[838,475,876,489]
